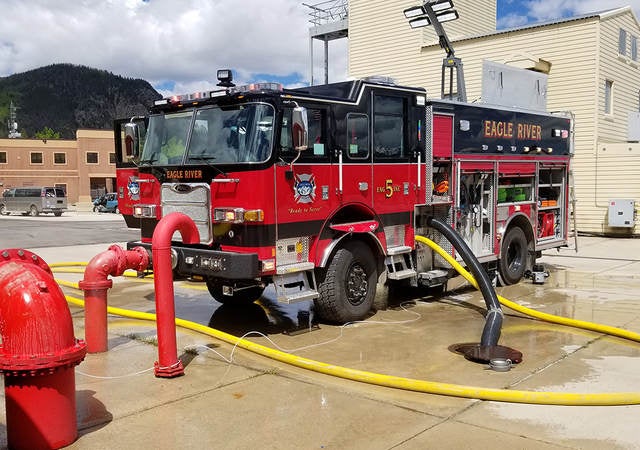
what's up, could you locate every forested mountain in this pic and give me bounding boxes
[0,64,162,139]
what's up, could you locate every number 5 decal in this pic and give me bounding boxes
[385,179,393,198]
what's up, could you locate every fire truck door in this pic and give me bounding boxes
[275,107,332,246]
[371,94,415,238]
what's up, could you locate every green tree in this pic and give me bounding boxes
[34,127,61,140]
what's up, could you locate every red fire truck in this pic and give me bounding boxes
[114,70,572,323]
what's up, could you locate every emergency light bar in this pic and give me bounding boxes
[152,77,283,108]
[230,83,283,94]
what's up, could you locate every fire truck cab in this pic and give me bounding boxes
[115,70,572,323]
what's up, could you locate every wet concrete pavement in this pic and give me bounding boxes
[2,235,640,449]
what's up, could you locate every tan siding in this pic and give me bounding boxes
[421,0,496,44]
[349,4,640,234]
[577,12,640,234]
[349,0,423,80]
[350,0,496,83]
[597,13,640,143]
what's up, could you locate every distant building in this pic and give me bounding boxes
[0,129,115,206]
[348,1,640,235]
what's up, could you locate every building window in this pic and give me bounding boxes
[619,29,627,56]
[54,152,66,164]
[86,152,99,164]
[109,152,116,164]
[0,152,6,164]
[55,183,67,194]
[632,36,638,61]
[30,152,43,164]
[605,80,614,115]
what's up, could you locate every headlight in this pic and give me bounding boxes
[213,208,264,223]
[133,204,157,218]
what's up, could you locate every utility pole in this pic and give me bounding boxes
[7,101,21,138]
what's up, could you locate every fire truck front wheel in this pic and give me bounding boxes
[316,241,377,323]
[498,226,528,285]
[205,278,265,305]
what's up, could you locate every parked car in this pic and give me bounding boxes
[92,193,119,213]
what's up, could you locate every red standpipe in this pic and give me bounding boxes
[151,212,200,378]
[79,244,149,353]
[0,248,87,450]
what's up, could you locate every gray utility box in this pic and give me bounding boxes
[481,60,548,112]
[608,199,636,228]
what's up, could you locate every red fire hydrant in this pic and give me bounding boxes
[79,244,149,353]
[0,248,87,450]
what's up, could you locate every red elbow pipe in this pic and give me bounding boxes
[79,244,149,353]
[151,212,200,378]
[0,248,87,449]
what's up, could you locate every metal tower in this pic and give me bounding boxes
[7,101,21,138]
[303,0,348,85]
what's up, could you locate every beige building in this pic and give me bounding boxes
[349,1,640,235]
[0,129,116,206]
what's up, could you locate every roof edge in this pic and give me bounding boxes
[421,7,640,48]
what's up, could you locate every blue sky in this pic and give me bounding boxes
[0,0,637,97]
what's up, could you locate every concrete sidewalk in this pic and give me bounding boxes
[1,236,640,449]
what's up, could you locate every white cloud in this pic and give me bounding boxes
[525,0,640,22]
[497,12,530,29]
[0,0,349,94]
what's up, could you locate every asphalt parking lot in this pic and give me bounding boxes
[2,221,640,449]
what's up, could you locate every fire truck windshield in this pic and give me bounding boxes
[139,103,275,166]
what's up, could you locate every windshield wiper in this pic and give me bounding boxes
[189,155,227,177]
[138,156,157,165]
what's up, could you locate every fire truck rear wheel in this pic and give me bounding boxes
[316,241,377,323]
[205,278,265,305]
[498,226,528,285]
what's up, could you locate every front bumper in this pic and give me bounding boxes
[127,241,260,279]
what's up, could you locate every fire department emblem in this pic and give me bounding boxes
[127,177,140,201]
[294,173,316,204]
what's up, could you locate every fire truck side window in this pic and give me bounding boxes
[346,113,369,159]
[373,95,404,158]
[280,108,326,158]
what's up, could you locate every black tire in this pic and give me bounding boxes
[205,278,265,305]
[0,204,6,215]
[498,226,528,285]
[29,205,39,217]
[93,205,98,212]
[53,211,62,217]
[315,241,377,323]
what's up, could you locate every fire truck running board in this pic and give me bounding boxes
[273,270,319,305]
[385,247,417,281]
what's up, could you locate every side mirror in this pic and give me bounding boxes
[291,107,308,152]
[124,122,141,158]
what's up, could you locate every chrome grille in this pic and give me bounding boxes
[161,183,212,244]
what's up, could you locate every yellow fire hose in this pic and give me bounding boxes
[55,237,640,406]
